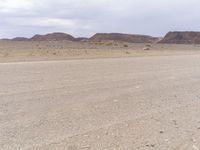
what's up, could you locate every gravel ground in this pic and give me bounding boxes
[1,55,200,150]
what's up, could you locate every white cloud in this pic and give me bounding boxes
[0,0,200,38]
[0,0,33,12]
[33,18,76,28]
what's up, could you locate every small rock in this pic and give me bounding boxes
[172,120,177,125]
[193,145,199,150]
[165,139,169,142]
[105,131,109,135]
[143,47,150,50]
[146,144,155,147]
[82,145,91,149]
[160,131,164,134]
[151,144,155,147]
[113,99,118,103]
[192,138,197,143]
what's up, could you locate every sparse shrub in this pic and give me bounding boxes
[125,51,130,54]
[124,44,128,47]
[106,42,113,46]
[145,44,151,47]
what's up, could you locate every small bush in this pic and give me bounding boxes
[124,44,128,47]
[106,42,113,46]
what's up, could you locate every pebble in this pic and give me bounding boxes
[160,131,164,134]
[113,99,118,103]
[82,145,91,149]
[193,145,199,150]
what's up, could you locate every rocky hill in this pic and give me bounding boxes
[6,32,159,43]
[159,31,200,44]
[90,33,158,43]
[30,32,75,41]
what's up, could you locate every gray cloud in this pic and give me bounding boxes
[0,0,200,38]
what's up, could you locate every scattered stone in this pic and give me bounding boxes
[193,145,199,150]
[113,99,118,103]
[160,131,164,134]
[82,145,91,149]
[172,120,177,125]
[192,138,197,143]
[151,144,155,147]
[165,139,169,142]
[146,144,155,147]
[143,47,150,50]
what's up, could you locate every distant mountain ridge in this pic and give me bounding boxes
[3,31,200,44]
[5,32,158,43]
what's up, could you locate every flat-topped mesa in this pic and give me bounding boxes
[89,33,158,43]
[11,37,29,41]
[159,31,200,44]
[30,32,75,41]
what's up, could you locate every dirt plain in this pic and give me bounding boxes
[1,40,200,62]
[1,41,200,150]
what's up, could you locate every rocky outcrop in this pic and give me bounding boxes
[159,31,200,44]
[89,33,158,43]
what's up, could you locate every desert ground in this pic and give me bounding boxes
[1,40,200,62]
[1,41,200,150]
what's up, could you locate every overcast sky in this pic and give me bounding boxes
[0,0,200,38]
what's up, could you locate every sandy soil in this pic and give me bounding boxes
[1,40,200,62]
[1,55,200,150]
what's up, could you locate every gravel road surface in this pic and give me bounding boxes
[1,55,200,150]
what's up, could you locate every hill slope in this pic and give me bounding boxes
[90,33,158,43]
[159,31,200,44]
[30,32,75,41]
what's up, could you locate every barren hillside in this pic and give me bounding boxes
[30,32,75,41]
[90,33,158,43]
[159,31,200,44]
